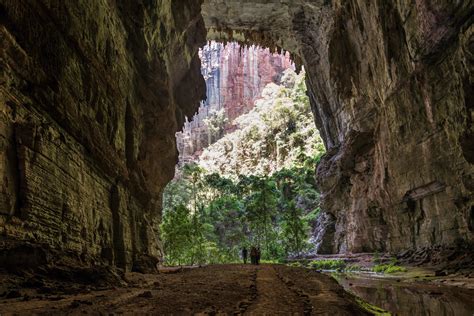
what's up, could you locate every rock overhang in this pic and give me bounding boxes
[200,0,320,58]
[201,0,474,256]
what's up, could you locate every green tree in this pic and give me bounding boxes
[281,200,309,256]
[204,109,228,144]
[188,210,209,265]
[182,163,205,213]
[243,176,280,258]
[206,195,246,261]
[160,69,327,265]
[160,204,192,265]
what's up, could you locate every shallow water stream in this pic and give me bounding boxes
[332,272,474,315]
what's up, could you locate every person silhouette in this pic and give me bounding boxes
[250,246,257,265]
[242,247,248,264]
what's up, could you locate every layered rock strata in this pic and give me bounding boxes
[202,0,474,254]
[176,41,293,164]
[0,0,206,270]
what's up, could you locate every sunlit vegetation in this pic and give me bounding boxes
[308,259,346,270]
[287,261,304,268]
[199,69,325,176]
[161,70,326,265]
[284,257,406,273]
[345,264,363,271]
[372,257,407,274]
[287,260,367,272]
[373,264,407,274]
[203,108,228,144]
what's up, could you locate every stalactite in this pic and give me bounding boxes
[176,40,294,165]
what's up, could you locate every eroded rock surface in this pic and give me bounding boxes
[0,0,206,270]
[202,0,474,255]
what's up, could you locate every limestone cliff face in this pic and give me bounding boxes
[203,0,474,254]
[176,41,292,163]
[0,0,205,270]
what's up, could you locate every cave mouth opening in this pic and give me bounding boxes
[177,40,311,166]
[161,40,326,266]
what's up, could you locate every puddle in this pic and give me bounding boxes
[332,272,474,315]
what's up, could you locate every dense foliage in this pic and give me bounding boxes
[199,69,325,176]
[161,70,325,265]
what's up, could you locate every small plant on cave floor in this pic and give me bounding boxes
[309,259,346,270]
[345,264,363,272]
[373,263,407,274]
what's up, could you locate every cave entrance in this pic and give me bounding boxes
[161,41,325,266]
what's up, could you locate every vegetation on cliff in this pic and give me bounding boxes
[161,70,325,265]
[199,69,324,176]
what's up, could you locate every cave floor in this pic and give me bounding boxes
[0,264,369,315]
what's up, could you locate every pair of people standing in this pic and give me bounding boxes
[242,246,260,265]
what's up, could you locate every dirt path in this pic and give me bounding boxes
[0,264,368,315]
[245,265,307,315]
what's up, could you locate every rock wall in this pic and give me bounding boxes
[0,0,206,270]
[0,0,472,271]
[176,41,292,164]
[202,0,474,254]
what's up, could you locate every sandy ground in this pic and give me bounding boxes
[0,264,369,315]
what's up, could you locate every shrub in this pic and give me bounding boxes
[384,265,407,273]
[309,259,346,270]
[373,264,407,273]
[345,264,362,271]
